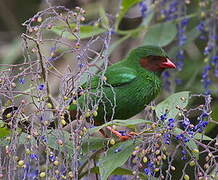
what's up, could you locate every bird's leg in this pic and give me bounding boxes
[99,129,109,138]
[106,126,138,141]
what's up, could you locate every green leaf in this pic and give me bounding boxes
[0,122,10,139]
[89,119,152,134]
[51,24,106,40]
[92,167,147,178]
[18,133,37,144]
[111,167,150,179]
[173,128,199,159]
[81,137,107,154]
[0,126,10,138]
[0,121,10,138]
[143,22,177,47]
[174,127,212,141]
[155,91,190,119]
[193,132,212,141]
[205,104,218,133]
[115,0,143,30]
[142,12,154,26]
[99,7,109,28]
[99,140,137,180]
[111,167,133,175]
[0,132,38,146]
[90,167,132,176]
[186,139,199,159]
[113,119,152,127]
[46,130,74,155]
[0,138,10,146]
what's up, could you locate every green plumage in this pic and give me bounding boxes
[69,46,169,125]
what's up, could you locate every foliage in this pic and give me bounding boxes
[0,0,218,179]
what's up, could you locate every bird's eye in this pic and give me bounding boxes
[158,56,168,62]
[163,57,169,62]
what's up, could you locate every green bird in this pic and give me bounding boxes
[1,45,176,139]
[67,45,176,139]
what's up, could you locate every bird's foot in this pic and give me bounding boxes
[106,126,138,141]
[99,129,109,138]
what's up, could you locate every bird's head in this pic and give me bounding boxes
[128,45,176,73]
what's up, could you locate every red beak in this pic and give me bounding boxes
[160,58,176,69]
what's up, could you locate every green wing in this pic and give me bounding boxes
[82,66,137,89]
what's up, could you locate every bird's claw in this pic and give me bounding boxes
[106,126,138,141]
